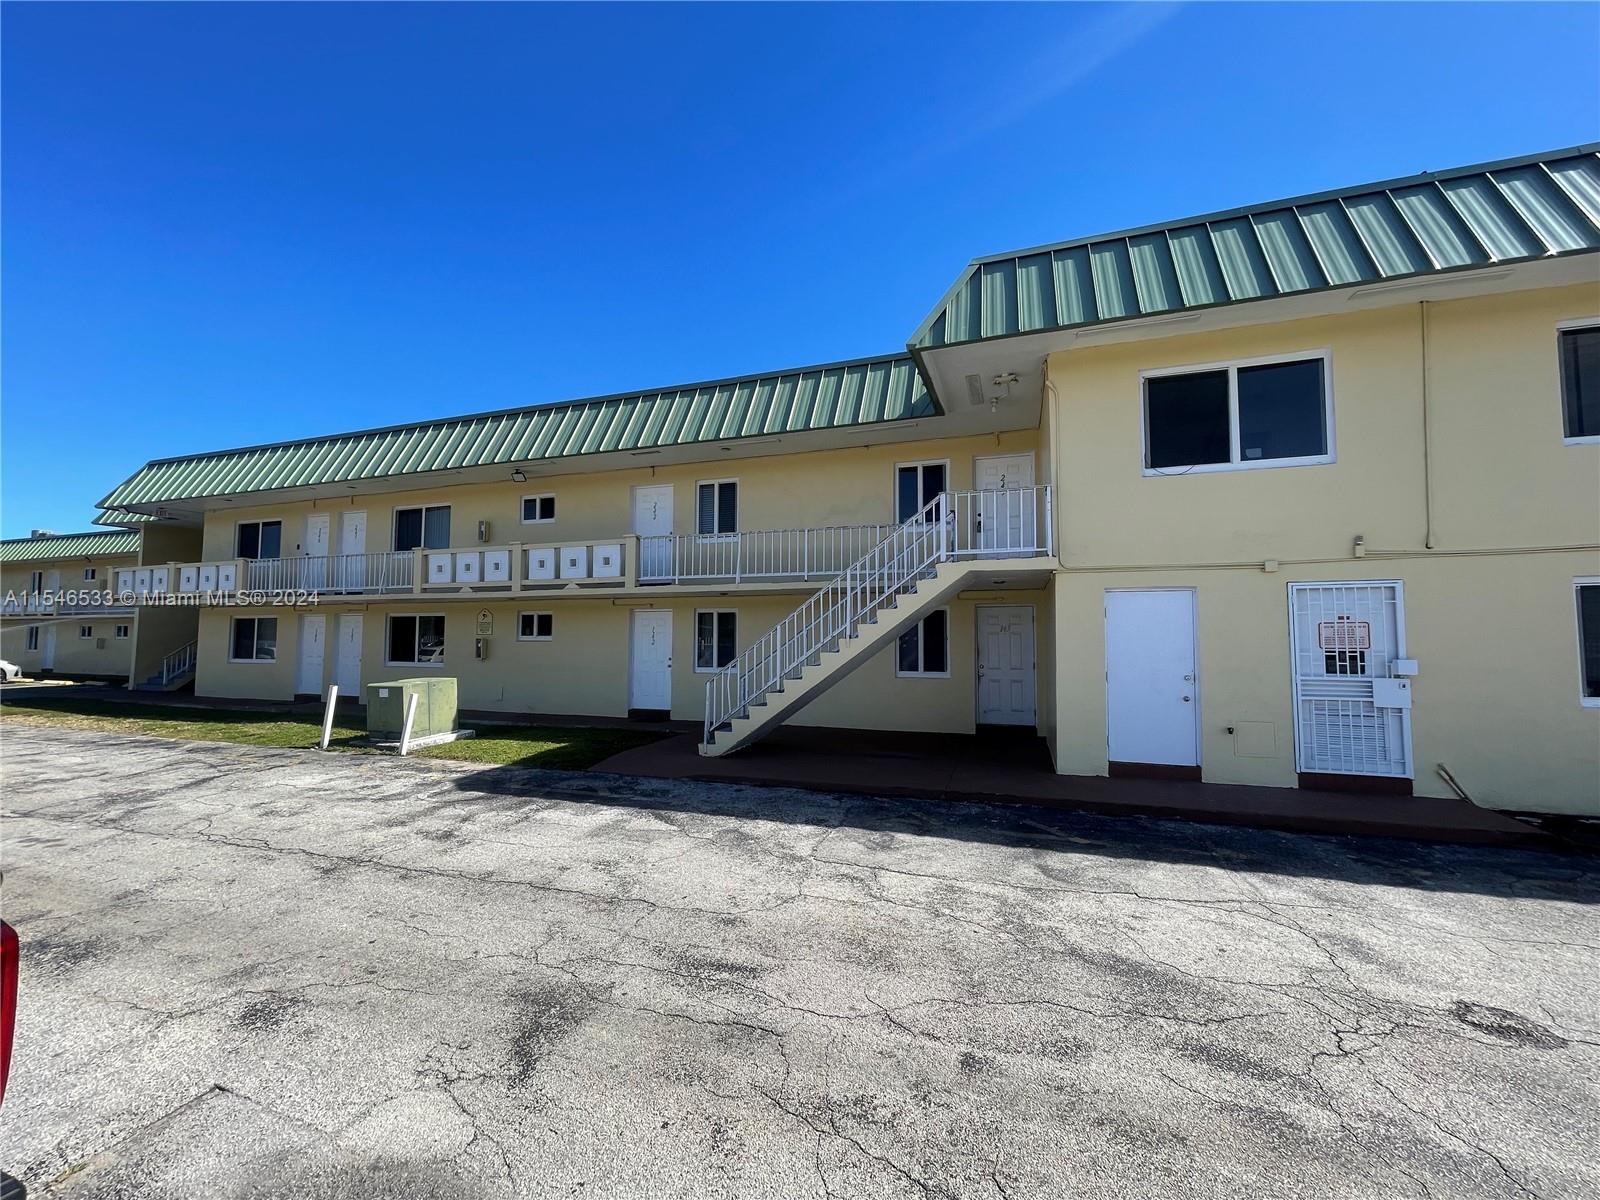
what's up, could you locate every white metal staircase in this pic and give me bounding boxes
[701,486,1053,756]
[134,640,197,691]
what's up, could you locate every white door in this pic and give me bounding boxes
[303,514,331,590]
[334,613,364,696]
[975,454,1035,553]
[630,609,673,710]
[633,485,674,582]
[1105,590,1199,766]
[337,511,367,590]
[42,625,57,670]
[296,614,326,695]
[977,605,1036,725]
[1289,581,1412,779]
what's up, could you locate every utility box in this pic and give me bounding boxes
[366,677,459,739]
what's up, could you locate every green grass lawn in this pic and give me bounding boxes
[0,697,665,771]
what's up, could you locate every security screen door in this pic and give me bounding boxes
[1288,581,1412,778]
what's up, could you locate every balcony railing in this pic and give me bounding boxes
[638,523,898,584]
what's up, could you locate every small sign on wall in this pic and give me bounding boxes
[476,609,494,637]
[1317,617,1370,651]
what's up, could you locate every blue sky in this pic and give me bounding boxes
[3,1,1596,536]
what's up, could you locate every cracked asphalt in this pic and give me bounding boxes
[3,724,1598,1199]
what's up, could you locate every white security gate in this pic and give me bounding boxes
[1288,581,1413,778]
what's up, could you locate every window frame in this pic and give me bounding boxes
[896,607,952,679]
[78,624,93,640]
[384,612,447,667]
[694,608,738,673]
[894,459,951,523]
[235,519,284,560]
[28,571,43,594]
[83,568,97,582]
[1140,348,1336,476]
[392,504,452,552]
[1577,577,1600,709]
[114,624,130,640]
[228,616,279,663]
[26,626,39,652]
[520,494,557,525]
[1557,318,1600,446]
[517,611,554,642]
[695,479,740,539]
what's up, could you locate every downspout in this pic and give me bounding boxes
[1420,301,1436,550]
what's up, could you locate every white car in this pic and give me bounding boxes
[0,660,21,683]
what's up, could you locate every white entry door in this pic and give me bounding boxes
[974,454,1036,553]
[977,605,1036,725]
[335,613,364,696]
[630,609,673,710]
[42,625,56,670]
[303,514,331,590]
[1105,590,1199,766]
[296,614,326,695]
[1289,581,1413,778]
[633,485,674,582]
[338,511,368,591]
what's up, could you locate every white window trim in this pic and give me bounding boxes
[26,626,39,652]
[894,459,952,522]
[235,518,284,559]
[228,616,278,664]
[693,608,738,673]
[896,607,952,679]
[517,611,554,641]
[114,624,130,640]
[384,612,447,667]
[78,624,93,639]
[1577,577,1600,708]
[520,494,557,524]
[392,504,452,552]
[83,568,97,581]
[1140,348,1336,476]
[695,479,739,540]
[1557,318,1600,446]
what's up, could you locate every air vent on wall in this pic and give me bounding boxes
[966,374,984,406]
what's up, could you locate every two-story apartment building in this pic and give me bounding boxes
[88,145,1600,815]
[0,524,201,687]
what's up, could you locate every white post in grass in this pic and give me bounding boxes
[320,685,339,750]
[398,691,419,756]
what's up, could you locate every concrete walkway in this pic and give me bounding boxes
[593,726,1563,850]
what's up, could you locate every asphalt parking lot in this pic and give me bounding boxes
[4,724,1598,1199]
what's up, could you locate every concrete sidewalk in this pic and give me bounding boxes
[593,726,1565,850]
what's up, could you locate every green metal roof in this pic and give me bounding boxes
[93,508,161,528]
[911,145,1600,350]
[0,530,140,564]
[100,353,935,510]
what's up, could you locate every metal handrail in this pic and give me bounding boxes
[638,522,898,583]
[160,640,197,685]
[701,486,1053,743]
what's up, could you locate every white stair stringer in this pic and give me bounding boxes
[700,558,981,757]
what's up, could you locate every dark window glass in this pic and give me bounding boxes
[523,496,555,522]
[237,523,260,559]
[422,507,450,549]
[394,510,423,552]
[232,618,254,660]
[260,521,281,558]
[697,484,737,535]
[716,611,736,666]
[921,609,948,673]
[389,615,416,662]
[717,482,737,534]
[417,615,445,662]
[921,463,947,508]
[255,617,277,661]
[696,611,736,669]
[896,466,920,522]
[1237,359,1326,461]
[897,623,920,673]
[1324,649,1368,676]
[1146,370,1230,468]
[520,612,553,639]
[231,617,275,661]
[1579,585,1600,700]
[1560,326,1600,439]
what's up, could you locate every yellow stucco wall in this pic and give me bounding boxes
[1045,283,1600,813]
[1,552,140,678]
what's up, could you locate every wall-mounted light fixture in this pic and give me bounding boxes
[511,468,527,483]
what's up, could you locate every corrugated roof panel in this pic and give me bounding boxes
[1015,252,1056,333]
[1547,155,1600,225]
[101,354,932,510]
[909,145,1600,352]
[1343,194,1433,275]
[1296,202,1377,285]
[1492,165,1600,252]
[1251,211,1325,293]
[1089,241,1138,320]
[0,531,140,563]
[1127,233,1181,313]
[980,260,1019,338]
[1209,218,1276,300]
[1166,225,1229,306]
[1051,247,1097,325]
[1389,184,1487,268]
